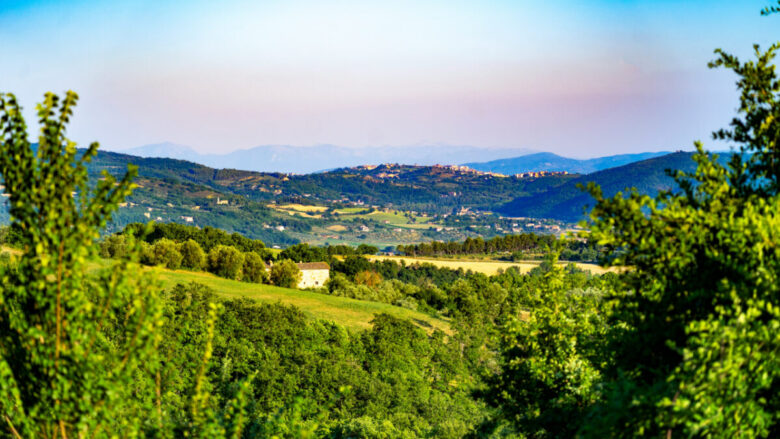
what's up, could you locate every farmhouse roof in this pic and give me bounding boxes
[296,262,330,270]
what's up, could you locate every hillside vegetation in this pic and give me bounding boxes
[498,152,708,221]
[151,266,451,333]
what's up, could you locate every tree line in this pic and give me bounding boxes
[396,233,601,262]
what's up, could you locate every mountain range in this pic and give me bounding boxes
[118,142,538,174]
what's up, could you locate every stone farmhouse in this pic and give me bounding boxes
[296,262,330,289]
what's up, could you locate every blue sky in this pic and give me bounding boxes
[1,0,777,156]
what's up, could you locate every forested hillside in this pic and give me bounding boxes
[89,151,576,213]
[498,152,713,221]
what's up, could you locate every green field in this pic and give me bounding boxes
[335,208,438,230]
[368,255,614,275]
[149,266,451,333]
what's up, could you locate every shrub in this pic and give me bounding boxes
[150,238,184,269]
[270,259,302,288]
[242,251,268,283]
[356,244,379,255]
[100,234,129,259]
[208,244,244,280]
[140,241,154,265]
[355,270,382,287]
[0,91,161,435]
[179,239,206,270]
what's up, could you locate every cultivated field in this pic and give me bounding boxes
[268,203,328,218]
[335,208,438,230]
[272,203,329,212]
[368,255,614,275]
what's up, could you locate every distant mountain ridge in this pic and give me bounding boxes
[463,151,673,175]
[497,151,732,222]
[117,143,537,174]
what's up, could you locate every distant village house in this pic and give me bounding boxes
[296,262,330,289]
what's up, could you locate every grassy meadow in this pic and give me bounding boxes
[148,265,452,333]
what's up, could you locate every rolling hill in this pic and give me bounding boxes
[3,148,724,245]
[152,266,451,333]
[497,152,702,222]
[89,151,577,214]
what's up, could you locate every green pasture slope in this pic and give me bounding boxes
[150,266,451,333]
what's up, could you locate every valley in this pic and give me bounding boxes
[53,148,702,247]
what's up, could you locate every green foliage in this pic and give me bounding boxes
[179,238,206,270]
[397,233,557,257]
[270,259,302,288]
[124,222,272,258]
[0,225,9,246]
[485,254,607,437]
[208,244,245,280]
[356,243,379,255]
[577,36,780,437]
[99,233,129,259]
[242,251,268,283]
[160,282,487,437]
[762,1,780,15]
[0,91,161,435]
[150,237,184,269]
[278,243,328,263]
[0,91,256,438]
[331,255,467,288]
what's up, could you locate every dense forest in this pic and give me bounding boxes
[2,4,780,438]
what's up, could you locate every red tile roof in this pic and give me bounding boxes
[296,262,330,270]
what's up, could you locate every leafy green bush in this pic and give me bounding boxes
[149,237,183,269]
[0,91,161,435]
[242,251,268,283]
[0,92,253,437]
[99,233,130,259]
[124,222,273,259]
[487,8,780,436]
[207,244,245,280]
[579,39,780,438]
[278,243,327,262]
[270,259,302,288]
[179,238,206,270]
[0,226,8,246]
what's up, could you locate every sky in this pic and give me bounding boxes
[1,0,778,157]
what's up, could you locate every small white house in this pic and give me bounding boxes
[296,262,330,289]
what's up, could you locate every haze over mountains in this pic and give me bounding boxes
[119,142,537,174]
[120,142,685,176]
